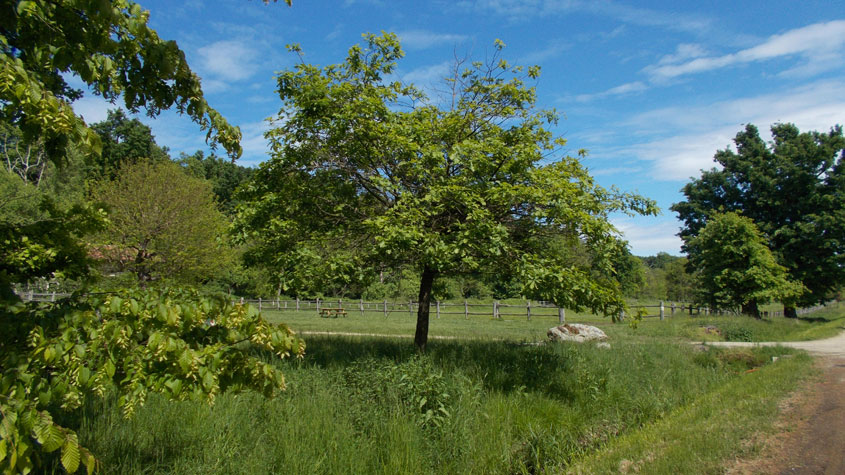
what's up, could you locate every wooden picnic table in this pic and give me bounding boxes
[319,307,347,318]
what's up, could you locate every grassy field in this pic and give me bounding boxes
[52,302,843,473]
[261,301,845,343]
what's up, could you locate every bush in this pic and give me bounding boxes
[722,325,754,342]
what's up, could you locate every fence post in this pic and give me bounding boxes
[316,298,321,312]
[671,302,675,315]
[526,300,531,321]
[258,298,262,311]
[240,297,244,306]
[464,300,469,319]
[51,291,56,302]
[558,307,565,324]
[493,301,499,319]
[360,298,364,316]
[436,300,440,319]
[383,300,388,318]
[296,297,300,311]
[659,300,665,321]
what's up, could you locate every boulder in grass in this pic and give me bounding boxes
[547,323,608,343]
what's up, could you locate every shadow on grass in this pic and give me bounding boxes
[287,335,583,400]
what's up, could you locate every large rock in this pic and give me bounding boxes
[547,323,608,343]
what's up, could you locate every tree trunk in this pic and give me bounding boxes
[741,300,760,318]
[414,267,437,352]
[783,305,798,319]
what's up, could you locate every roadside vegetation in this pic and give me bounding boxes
[64,336,812,474]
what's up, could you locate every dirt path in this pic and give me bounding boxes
[704,330,845,357]
[717,331,845,474]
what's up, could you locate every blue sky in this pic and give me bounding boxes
[71,0,845,256]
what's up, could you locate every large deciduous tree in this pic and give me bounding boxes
[672,123,845,316]
[234,33,657,350]
[93,160,232,284]
[686,211,802,317]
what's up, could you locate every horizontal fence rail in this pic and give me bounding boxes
[14,291,834,322]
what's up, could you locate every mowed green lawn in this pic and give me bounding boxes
[261,301,845,343]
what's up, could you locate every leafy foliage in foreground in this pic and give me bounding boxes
[1,0,243,162]
[0,289,305,473]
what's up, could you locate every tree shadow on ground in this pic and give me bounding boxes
[287,335,583,400]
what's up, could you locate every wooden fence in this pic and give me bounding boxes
[15,291,834,322]
[235,297,570,323]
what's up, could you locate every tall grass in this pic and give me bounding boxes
[65,336,812,474]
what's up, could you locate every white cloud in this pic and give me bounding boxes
[71,94,117,125]
[657,43,708,65]
[588,165,643,176]
[647,20,845,80]
[238,121,273,166]
[612,218,684,256]
[521,42,569,64]
[196,39,261,82]
[573,81,648,102]
[397,30,469,50]
[623,80,845,181]
[400,61,452,87]
[460,0,714,35]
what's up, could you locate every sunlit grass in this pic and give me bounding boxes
[69,336,814,474]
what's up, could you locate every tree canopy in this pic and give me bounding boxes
[89,109,170,180]
[177,151,255,213]
[686,211,802,317]
[0,0,244,165]
[234,33,657,349]
[672,123,845,314]
[93,160,233,284]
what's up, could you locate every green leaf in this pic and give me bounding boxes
[41,425,64,453]
[105,359,116,379]
[61,436,80,473]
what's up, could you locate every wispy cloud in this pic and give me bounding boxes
[656,43,708,66]
[623,79,845,181]
[521,41,569,64]
[573,81,648,102]
[196,40,261,82]
[400,61,452,87]
[397,30,469,50]
[646,20,845,80]
[611,218,684,256]
[71,93,115,125]
[588,165,643,177]
[460,0,714,35]
[238,121,273,166]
